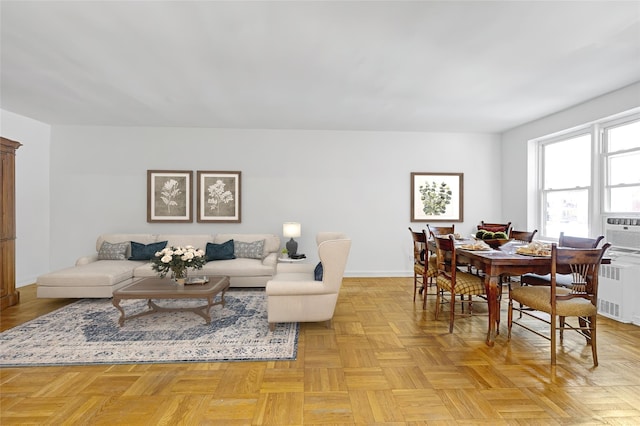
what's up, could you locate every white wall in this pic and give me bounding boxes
[1,109,51,287]
[47,126,501,277]
[8,81,637,286]
[501,82,640,235]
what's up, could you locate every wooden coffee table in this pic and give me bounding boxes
[112,276,230,326]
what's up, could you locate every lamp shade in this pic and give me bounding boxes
[283,222,301,238]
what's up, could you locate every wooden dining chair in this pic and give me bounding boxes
[521,232,604,287]
[558,232,605,249]
[478,221,511,234]
[508,243,611,365]
[426,224,457,268]
[509,229,537,243]
[433,234,487,333]
[408,227,437,309]
[427,224,455,237]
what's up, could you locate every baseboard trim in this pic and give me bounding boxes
[344,271,412,278]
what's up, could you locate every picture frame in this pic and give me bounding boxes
[197,171,241,223]
[411,172,464,222]
[147,170,193,223]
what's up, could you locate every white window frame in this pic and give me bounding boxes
[537,128,594,239]
[533,108,640,240]
[601,114,640,214]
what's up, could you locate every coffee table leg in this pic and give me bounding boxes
[204,296,213,324]
[199,288,228,324]
[112,297,126,326]
[220,287,228,307]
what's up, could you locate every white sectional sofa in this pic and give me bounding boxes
[37,233,281,298]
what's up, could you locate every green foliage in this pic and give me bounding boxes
[419,181,452,216]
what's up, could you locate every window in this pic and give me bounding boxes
[536,110,640,239]
[603,118,640,213]
[541,133,592,238]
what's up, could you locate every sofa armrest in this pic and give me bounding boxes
[262,252,278,268]
[76,254,99,266]
[265,280,329,295]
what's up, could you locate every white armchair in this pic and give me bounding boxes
[265,232,351,330]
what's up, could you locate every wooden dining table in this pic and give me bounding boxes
[455,245,552,346]
[449,240,610,347]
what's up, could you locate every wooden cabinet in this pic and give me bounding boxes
[1,137,21,310]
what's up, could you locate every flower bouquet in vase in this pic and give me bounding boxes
[151,246,207,285]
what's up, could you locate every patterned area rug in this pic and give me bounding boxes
[0,290,298,366]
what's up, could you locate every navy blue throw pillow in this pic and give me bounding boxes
[129,241,168,261]
[314,262,323,281]
[206,240,236,261]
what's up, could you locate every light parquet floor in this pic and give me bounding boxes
[2,278,640,425]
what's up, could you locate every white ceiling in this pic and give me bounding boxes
[1,1,639,133]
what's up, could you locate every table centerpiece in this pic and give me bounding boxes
[151,245,207,285]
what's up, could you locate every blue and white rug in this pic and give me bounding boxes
[0,290,298,366]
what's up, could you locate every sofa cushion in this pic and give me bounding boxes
[234,240,265,259]
[129,241,168,261]
[37,261,142,287]
[97,241,129,260]
[206,240,236,261]
[132,263,159,278]
[200,258,274,277]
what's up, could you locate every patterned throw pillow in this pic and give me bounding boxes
[314,262,323,281]
[206,240,236,261]
[97,241,129,260]
[234,240,265,259]
[129,241,168,261]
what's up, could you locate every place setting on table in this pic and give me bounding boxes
[455,230,551,256]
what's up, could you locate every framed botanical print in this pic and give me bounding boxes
[147,170,193,223]
[411,172,464,222]
[197,171,241,223]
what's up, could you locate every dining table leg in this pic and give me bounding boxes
[485,273,501,346]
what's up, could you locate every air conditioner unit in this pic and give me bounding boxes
[598,261,640,324]
[603,216,640,251]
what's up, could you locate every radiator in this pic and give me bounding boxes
[598,262,640,324]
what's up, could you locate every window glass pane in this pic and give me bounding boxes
[607,120,640,152]
[610,186,640,212]
[543,134,591,189]
[609,152,640,185]
[544,189,589,238]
